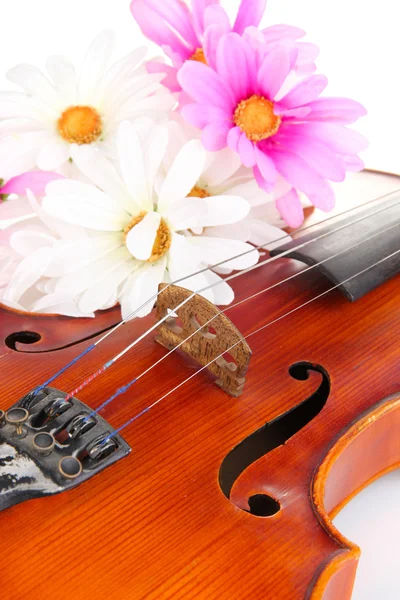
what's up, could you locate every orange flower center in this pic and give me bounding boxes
[234,95,281,142]
[57,105,103,145]
[190,48,207,65]
[187,185,210,199]
[124,212,172,263]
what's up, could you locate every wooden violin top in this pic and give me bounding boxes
[0,171,399,599]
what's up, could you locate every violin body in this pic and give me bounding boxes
[0,173,399,599]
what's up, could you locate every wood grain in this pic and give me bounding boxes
[0,171,398,600]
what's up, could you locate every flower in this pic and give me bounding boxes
[39,121,259,319]
[130,0,318,93]
[178,33,367,227]
[0,187,92,316]
[164,116,290,253]
[0,31,174,180]
[0,171,64,222]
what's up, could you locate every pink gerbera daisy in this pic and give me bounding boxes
[130,0,318,92]
[178,33,367,227]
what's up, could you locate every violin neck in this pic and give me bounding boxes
[271,192,400,301]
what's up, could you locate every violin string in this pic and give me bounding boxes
[104,246,400,441]
[87,220,400,419]
[64,195,400,401]
[32,190,399,396]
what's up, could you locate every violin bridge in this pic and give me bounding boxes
[155,284,252,397]
[0,387,131,512]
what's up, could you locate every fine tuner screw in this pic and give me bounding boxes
[5,408,29,436]
[33,432,56,456]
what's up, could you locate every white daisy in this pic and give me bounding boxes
[40,120,259,319]
[1,190,91,317]
[0,31,175,180]
[163,118,291,272]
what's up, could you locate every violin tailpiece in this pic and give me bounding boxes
[0,387,131,512]
[155,284,252,397]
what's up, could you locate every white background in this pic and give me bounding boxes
[1,1,399,598]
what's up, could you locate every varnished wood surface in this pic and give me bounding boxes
[0,171,399,599]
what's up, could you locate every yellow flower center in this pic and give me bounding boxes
[124,212,172,263]
[234,95,281,142]
[187,185,210,199]
[57,105,103,145]
[190,48,207,65]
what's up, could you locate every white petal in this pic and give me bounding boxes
[46,55,78,103]
[6,64,59,112]
[45,234,123,277]
[125,212,161,260]
[37,140,70,170]
[10,230,55,256]
[122,258,167,318]
[0,134,44,180]
[44,179,129,231]
[144,125,169,194]
[32,293,94,318]
[3,247,52,303]
[187,237,259,271]
[249,219,290,250]
[78,261,134,314]
[164,197,207,231]
[117,121,150,211]
[158,140,206,212]
[53,247,129,298]
[78,31,115,104]
[167,233,214,303]
[199,195,250,227]
[203,270,234,306]
[202,148,242,188]
[204,221,252,242]
[70,145,134,214]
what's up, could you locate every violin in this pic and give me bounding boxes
[0,169,399,600]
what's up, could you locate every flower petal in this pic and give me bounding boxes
[125,211,161,260]
[36,140,70,170]
[121,258,166,318]
[233,0,267,34]
[146,0,199,48]
[199,195,250,227]
[254,146,277,188]
[164,197,207,231]
[117,121,150,212]
[202,123,230,151]
[178,61,235,111]
[216,33,250,100]
[276,189,304,228]
[78,31,115,103]
[305,97,367,124]
[188,236,259,270]
[78,260,134,314]
[158,139,206,211]
[3,247,52,304]
[6,64,59,111]
[1,171,64,197]
[238,134,256,167]
[44,180,129,231]
[278,75,328,109]
[258,47,291,99]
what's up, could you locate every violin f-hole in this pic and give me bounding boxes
[219,362,331,511]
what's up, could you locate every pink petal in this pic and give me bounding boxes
[1,171,64,196]
[278,75,328,109]
[262,24,306,42]
[238,133,256,167]
[203,25,225,70]
[181,103,228,128]
[295,43,320,70]
[191,0,218,37]
[254,146,277,187]
[178,61,235,110]
[233,0,267,34]
[216,33,250,100]
[204,5,231,32]
[305,97,367,124]
[276,189,304,228]
[282,122,368,155]
[202,123,230,151]
[146,61,180,92]
[227,126,242,152]
[258,47,291,100]
[146,0,199,48]
[0,198,33,221]
[341,155,365,172]
[268,146,327,199]
[274,133,346,182]
[130,0,192,58]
